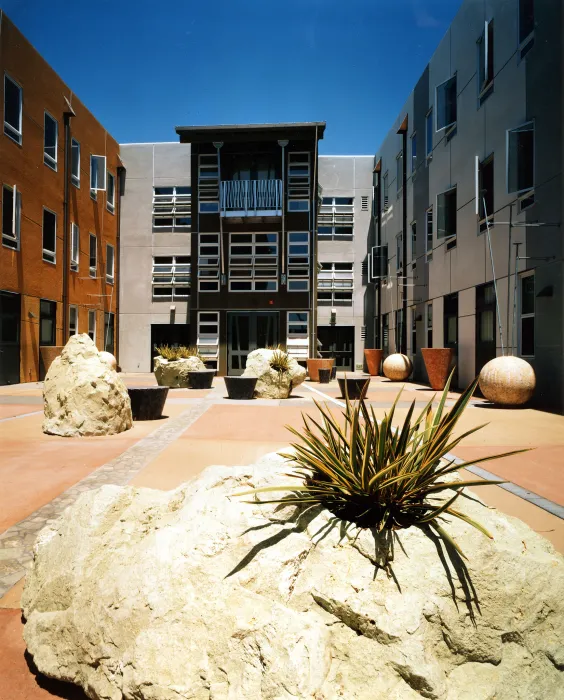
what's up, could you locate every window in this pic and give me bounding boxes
[411,307,417,355]
[370,244,388,281]
[104,312,114,354]
[198,154,219,213]
[287,152,310,212]
[507,122,534,195]
[519,272,534,357]
[411,133,417,173]
[435,76,457,132]
[2,184,21,250]
[39,299,57,345]
[70,223,79,271]
[426,303,433,347]
[152,256,191,300]
[89,234,97,277]
[478,20,494,98]
[106,243,115,284]
[426,109,433,158]
[198,233,220,291]
[106,172,115,213]
[69,306,78,338]
[42,208,57,263]
[519,0,534,55]
[411,221,417,262]
[4,75,22,144]
[152,186,191,229]
[396,152,403,194]
[396,233,403,271]
[287,232,310,291]
[382,172,389,211]
[197,311,219,364]
[318,262,353,305]
[90,155,106,192]
[437,187,457,240]
[229,232,278,292]
[477,155,494,230]
[71,139,80,187]
[425,207,433,258]
[318,196,354,238]
[43,112,58,170]
[88,310,96,344]
[287,312,309,360]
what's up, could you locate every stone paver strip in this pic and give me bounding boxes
[0,393,216,598]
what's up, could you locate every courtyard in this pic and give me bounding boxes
[0,372,563,699]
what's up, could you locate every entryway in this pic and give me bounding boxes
[475,282,496,374]
[0,291,20,385]
[317,326,354,371]
[443,293,458,386]
[227,312,278,375]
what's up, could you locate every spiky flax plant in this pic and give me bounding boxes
[238,374,527,558]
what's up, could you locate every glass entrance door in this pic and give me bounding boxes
[0,291,20,385]
[443,293,458,387]
[317,326,355,371]
[228,312,278,375]
[475,283,496,374]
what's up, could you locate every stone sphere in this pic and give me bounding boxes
[383,353,413,381]
[99,351,117,370]
[479,355,535,406]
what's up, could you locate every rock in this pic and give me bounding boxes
[153,355,205,388]
[23,452,564,699]
[383,353,413,381]
[243,348,306,398]
[99,351,117,370]
[42,334,132,437]
[479,356,536,406]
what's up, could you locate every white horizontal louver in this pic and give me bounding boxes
[361,326,367,341]
[361,195,369,211]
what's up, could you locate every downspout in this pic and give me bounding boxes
[398,117,408,354]
[62,98,76,342]
[374,160,382,348]
[116,163,125,365]
[311,126,319,359]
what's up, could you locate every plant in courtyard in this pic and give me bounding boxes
[155,345,203,361]
[238,374,527,557]
[270,349,291,374]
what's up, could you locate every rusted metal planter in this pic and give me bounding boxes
[364,349,383,376]
[421,348,453,391]
[306,358,335,382]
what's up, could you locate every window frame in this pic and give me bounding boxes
[42,207,57,264]
[43,111,58,171]
[426,302,433,348]
[410,132,417,173]
[197,311,219,363]
[228,231,279,293]
[425,206,433,259]
[410,221,417,263]
[287,231,310,292]
[2,184,21,250]
[152,255,191,300]
[518,0,535,55]
[396,151,403,194]
[90,154,107,194]
[88,309,97,344]
[318,196,354,239]
[152,186,192,230]
[89,233,97,277]
[436,186,457,241]
[106,172,115,213]
[477,19,495,100]
[70,222,79,272]
[506,121,535,197]
[425,108,433,160]
[106,243,115,284]
[396,232,403,272]
[71,138,80,188]
[69,305,78,338]
[435,75,457,133]
[519,271,535,358]
[3,73,22,145]
[317,262,354,306]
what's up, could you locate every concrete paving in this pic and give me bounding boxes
[0,372,563,699]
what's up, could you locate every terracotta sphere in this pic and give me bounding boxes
[479,355,535,406]
[99,351,117,370]
[383,353,413,381]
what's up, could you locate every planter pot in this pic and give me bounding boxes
[318,368,331,384]
[40,346,64,378]
[421,348,453,390]
[337,376,370,400]
[127,387,169,420]
[382,354,413,382]
[364,349,383,376]
[224,376,258,400]
[331,365,337,380]
[479,356,536,406]
[307,358,335,382]
[188,370,215,390]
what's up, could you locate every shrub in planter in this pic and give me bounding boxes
[243,348,306,399]
[153,345,205,388]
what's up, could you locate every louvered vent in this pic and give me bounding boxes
[361,326,367,341]
[361,195,369,211]
[361,259,368,277]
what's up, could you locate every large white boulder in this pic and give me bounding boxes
[42,334,132,437]
[22,452,564,699]
[242,348,306,398]
[153,355,205,388]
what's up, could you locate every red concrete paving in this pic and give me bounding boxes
[0,610,85,700]
[0,405,41,420]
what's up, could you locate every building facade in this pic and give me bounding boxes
[369,0,563,412]
[118,135,375,374]
[0,12,120,384]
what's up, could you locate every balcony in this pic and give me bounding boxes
[220,179,282,218]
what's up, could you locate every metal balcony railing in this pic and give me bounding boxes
[220,179,282,217]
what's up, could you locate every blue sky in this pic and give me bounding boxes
[3,0,460,154]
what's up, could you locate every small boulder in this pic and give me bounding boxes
[153,355,205,388]
[243,348,306,398]
[43,334,132,437]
